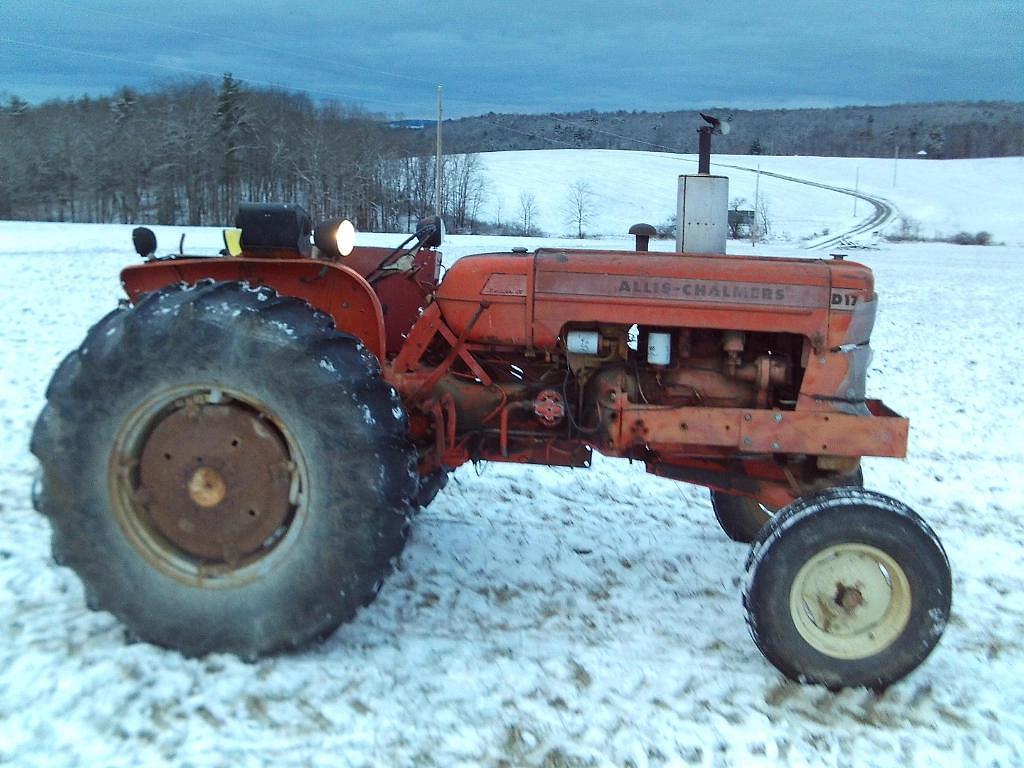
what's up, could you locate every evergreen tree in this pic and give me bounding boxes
[215,73,249,223]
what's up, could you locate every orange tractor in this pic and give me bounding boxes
[33,187,950,689]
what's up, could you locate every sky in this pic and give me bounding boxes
[1,0,1021,118]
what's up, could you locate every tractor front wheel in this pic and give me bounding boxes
[31,281,416,658]
[743,488,951,689]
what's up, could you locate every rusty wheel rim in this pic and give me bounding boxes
[789,543,912,660]
[110,387,308,586]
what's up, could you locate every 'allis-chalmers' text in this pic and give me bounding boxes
[618,280,786,301]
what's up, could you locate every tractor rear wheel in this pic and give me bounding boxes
[743,488,951,690]
[31,281,416,658]
[711,468,863,543]
[711,493,775,544]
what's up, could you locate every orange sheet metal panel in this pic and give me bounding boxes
[121,258,387,361]
[825,258,876,347]
[621,406,742,448]
[336,246,440,355]
[740,405,908,457]
[530,249,835,348]
[618,401,908,458]
[435,253,532,345]
[435,249,879,354]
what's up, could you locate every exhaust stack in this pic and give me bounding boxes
[676,113,730,255]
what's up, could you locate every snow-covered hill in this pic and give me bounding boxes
[474,150,1024,245]
[1,152,1023,766]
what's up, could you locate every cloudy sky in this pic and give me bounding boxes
[1,0,1021,117]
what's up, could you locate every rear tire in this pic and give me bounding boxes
[31,281,416,658]
[711,493,775,544]
[743,488,951,690]
[712,468,864,543]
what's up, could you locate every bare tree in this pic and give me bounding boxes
[445,153,487,231]
[493,196,504,228]
[727,197,750,238]
[755,196,772,239]
[563,179,594,238]
[518,191,538,235]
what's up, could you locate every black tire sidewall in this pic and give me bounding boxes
[712,492,772,543]
[34,282,415,657]
[745,494,951,689]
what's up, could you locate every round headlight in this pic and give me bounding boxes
[313,217,357,258]
[336,219,356,257]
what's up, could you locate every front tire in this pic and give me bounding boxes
[743,488,951,689]
[31,281,416,658]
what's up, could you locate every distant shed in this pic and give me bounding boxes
[728,209,755,238]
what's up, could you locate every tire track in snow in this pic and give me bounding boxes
[713,159,897,249]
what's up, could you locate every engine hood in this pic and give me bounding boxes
[434,248,874,351]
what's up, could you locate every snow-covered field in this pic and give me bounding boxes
[475,150,1024,246]
[2,153,1024,766]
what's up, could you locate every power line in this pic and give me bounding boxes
[44,0,439,87]
[45,0,630,116]
[0,36,415,108]
[8,4,677,122]
[476,118,578,150]
[469,111,700,157]
[537,114,693,155]
[474,115,701,166]
[0,36,713,168]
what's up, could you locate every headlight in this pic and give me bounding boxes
[314,217,357,258]
[336,219,356,257]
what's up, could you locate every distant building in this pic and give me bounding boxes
[387,120,435,130]
[728,209,755,238]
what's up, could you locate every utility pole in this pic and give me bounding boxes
[892,144,899,188]
[435,85,443,217]
[853,166,859,217]
[752,163,761,248]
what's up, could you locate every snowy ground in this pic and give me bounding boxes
[474,150,1024,245]
[2,154,1024,766]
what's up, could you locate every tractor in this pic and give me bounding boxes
[32,173,951,690]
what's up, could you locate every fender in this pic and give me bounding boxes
[120,258,387,361]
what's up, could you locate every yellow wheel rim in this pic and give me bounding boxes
[789,543,912,660]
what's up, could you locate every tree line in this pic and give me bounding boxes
[0,76,486,230]
[443,102,1024,159]
[5,78,1020,230]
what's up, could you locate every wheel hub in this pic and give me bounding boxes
[789,543,912,660]
[188,466,227,508]
[137,401,293,563]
